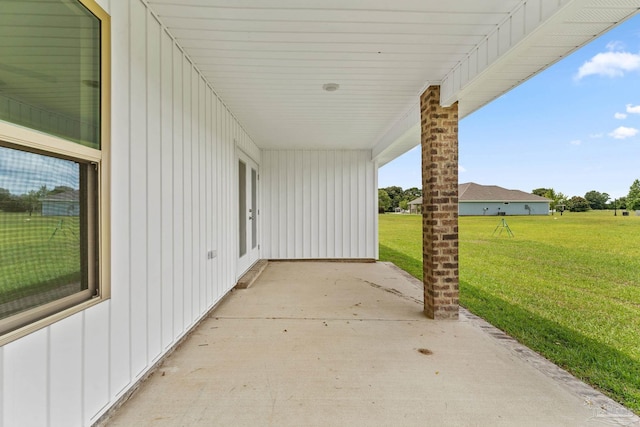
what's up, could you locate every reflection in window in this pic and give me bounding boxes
[0,145,95,322]
[0,0,101,148]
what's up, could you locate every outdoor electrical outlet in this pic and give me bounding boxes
[207,250,217,259]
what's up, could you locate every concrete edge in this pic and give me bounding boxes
[235,259,269,289]
[381,261,640,426]
[269,258,376,263]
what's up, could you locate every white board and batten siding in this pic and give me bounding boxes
[0,1,259,426]
[262,150,378,260]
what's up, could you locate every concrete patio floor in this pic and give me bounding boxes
[103,261,639,427]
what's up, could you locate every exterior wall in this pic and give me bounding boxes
[0,1,260,426]
[460,202,549,216]
[261,150,377,259]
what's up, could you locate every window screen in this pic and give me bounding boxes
[0,145,97,327]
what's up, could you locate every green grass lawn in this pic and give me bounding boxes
[379,211,640,413]
[0,212,81,308]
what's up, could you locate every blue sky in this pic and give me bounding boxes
[380,14,640,199]
[0,146,78,195]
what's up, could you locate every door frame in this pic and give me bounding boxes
[236,148,260,278]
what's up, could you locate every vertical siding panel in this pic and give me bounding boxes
[160,30,174,350]
[227,108,233,282]
[344,152,353,257]
[109,0,131,396]
[261,151,270,258]
[190,68,200,316]
[270,151,279,258]
[205,87,212,305]
[326,151,335,256]
[304,151,312,257]
[278,152,286,258]
[216,98,223,296]
[182,59,193,327]
[270,151,278,258]
[358,152,367,257]
[84,303,110,426]
[318,151,327,257]
[366,158,375,258]
[198,76,207,313]
[287,151,295,257]
[50,313,83,427]
[351,152,359,256]
[223,109,229,283]
[334,152,343,257]
[222,108,229,283]
[129,0,148,377]
[295,150,304,257]
[146,13,162,362]
[172,46,185,338]
[3,330,48,426]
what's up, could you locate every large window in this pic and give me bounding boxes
[0,0,109,342]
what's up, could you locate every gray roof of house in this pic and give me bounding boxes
[459,183,549,202]
[408,183,549,204]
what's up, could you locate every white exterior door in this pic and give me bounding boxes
[237,151,259,276]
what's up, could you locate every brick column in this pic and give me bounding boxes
[420,86,459,320]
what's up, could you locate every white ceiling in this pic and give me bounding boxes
[147,0,640,160]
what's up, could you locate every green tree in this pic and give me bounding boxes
[22,190,41,216]
[532,188,552,197]
[1,195,29,212]
[567,196,590,212]
[378,189,392,213]
[584,190,610,210]
[627,179,640,211]
[402,187,421,201]
[551,192,567,212]
[0,188,11,202]
[399,199,409,211]
[615,196,627,210]
[382,186,404,211]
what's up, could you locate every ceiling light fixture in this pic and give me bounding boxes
[322,83,339,92]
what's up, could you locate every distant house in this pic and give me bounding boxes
[408,197,422,214]
[408,183,550,216]
[41,190,80,216]
[459,182,549,216]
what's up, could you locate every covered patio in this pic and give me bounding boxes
[3,1,640,426]
[102,262,638,426]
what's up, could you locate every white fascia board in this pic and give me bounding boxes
[440,0,577,108]
[371,101,420,167]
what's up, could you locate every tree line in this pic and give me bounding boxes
[378,186,420,212]
[0,185,74,215]
[532,179,640,212]
[379,179,640,213]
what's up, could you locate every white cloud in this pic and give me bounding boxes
[626,104,640,114]
[459,165,467,173]
[575,51,640,79]
[570,139,582,145]
[606,41,625,51]
[609,126,639,139]
[614,112,628,119]
[589,133,604,139]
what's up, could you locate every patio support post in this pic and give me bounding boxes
[420,85,459,319]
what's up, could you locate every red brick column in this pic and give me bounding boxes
[420,86,459,320]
